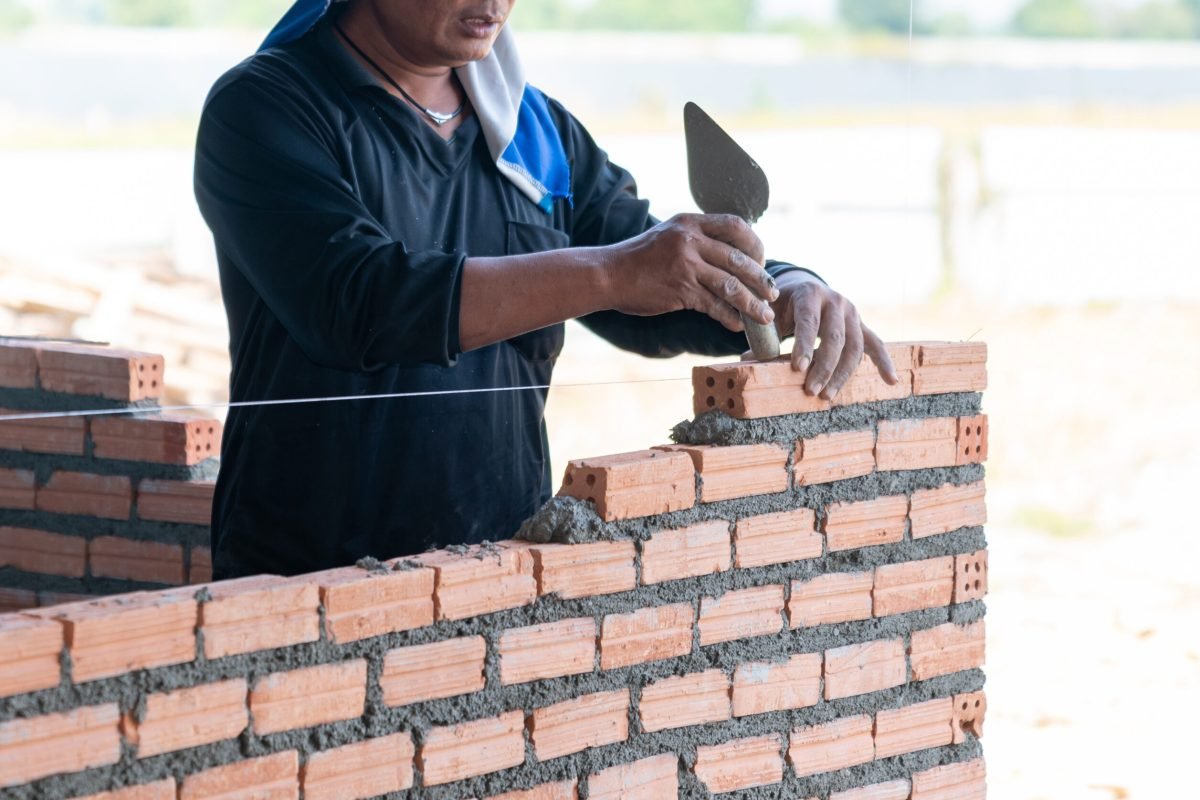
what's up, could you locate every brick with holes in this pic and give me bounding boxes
[90,413,222,466]
[558,449,695,521]
[954,550,989,604]
[692,361,830,419]
[953,691,987,743]
[36,344,165,402]
[733,508,821,569]
[956,415,989,465]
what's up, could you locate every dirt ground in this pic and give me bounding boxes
[545,297,1200,799]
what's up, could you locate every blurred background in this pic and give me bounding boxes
[1,1,1197,797]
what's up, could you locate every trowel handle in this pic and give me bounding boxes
[742,316,781,362]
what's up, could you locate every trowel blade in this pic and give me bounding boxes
[684,101,770,223]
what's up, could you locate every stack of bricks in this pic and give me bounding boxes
[0,340,989,799]
[0,339,219,612]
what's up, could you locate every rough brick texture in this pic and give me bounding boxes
[640,521,730,584]
[0,410,87,455]
[911,758,987,800]
[733,509,821,568]
[180,751,298,800]
[130,679,248,758]
[912,342,987,395]
[0,613,62,697]
[873,556,954,617]
[37,471,132,520]
[794,429,876,486]
[875,418,958,472]
[136,479,214,525]
[824,638,907,701]
[788,715,875,778]
[36,344,165,403]
[301,733,414,799]
[910,621,986,681]
[558,449,695,521]
[0,704,121,788]
[530,540,636,599]
[68,779,177,800]
[955,550,989,604]
[588,754,678,800]
[418,711,526,786]
[381,636,486,707]
[416,543,536,621]
[0,526,87,578]
[873,697,954,759]
[953,691,987,743]
[657,443,788,502]
[500,617,596,685]
[910,481,987,539]
[90,413,221,465]
[824,495,907,552]
[0,467,35,509]
[831,780,912,800]
[789,571,874,628]
[88,536,185,586]
[250,661,367,735]
[600,602,693,669]
[199,576,320,659]
[732,653,822,717]
[530,689,629,760]
[639,670,730,733]
[693,734,784,794]
[698,584,785,646]
[317,566,435,644]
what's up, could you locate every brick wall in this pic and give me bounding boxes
[0,340,989,799]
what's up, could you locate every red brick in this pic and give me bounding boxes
[88,536,185,585]
[530,541,636,599]
[37,591,97,606]
[317,565,435,644]
[955,415,989,465]
[794,430,876,486]
[558,449,695,521]
[834,344,916,405]
[912,342,988,396]
[824,495,907,552]
[874,697,954,758]
[0,409,87,456]
[381,636,485,707]
[788,714,874,778]
[188,546,212,584]
[37,471,131,520]
[639,669,730,733]
[911,758,986,800]
[910,482,987,539]
[734,509,821,568]
[250,660,366,735]
[0,341,38,389]
[873,556,955,617]
[91,413,222,465]
[954,550,989,604]
[0,526,87,577]
[484,781,577,800]
[36,344,165,403]
[530,689,629,761]
[418,711,525,786]
[693,360,830,419]
[37,591,197,682]
[588,754,678,800]
[831,780,911,800]
[68,779,177,800]
[180,751,298,800]
[789,571,873,628]
[0,613,62,697]
[875,418,959,472]
[199,575,319,659]
[301,733,414,799]
[0,587,37,613]
[0,703,121,788]
[693,734,783,794]
[130,679,247,758]
[640,521,730,585]
[910,621,986,681]
[136,479,214,525]
[824,638,906,700]
[499,617,596,685]
[953,691,987,743]
[0,467,35,509]
[731,653,822,717]
[600,602,693,670]
[655,443,788,502]
[698,584,784,646]
[415,542,536,621]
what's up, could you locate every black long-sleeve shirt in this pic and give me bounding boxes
[194,19,806,579]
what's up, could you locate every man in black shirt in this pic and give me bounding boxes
[194,0,897,580]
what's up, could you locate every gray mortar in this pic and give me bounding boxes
[519,464,985,544]
[0,447,218,484]
[0,387,162,414]
[0,567,179,597]
[672,392,983,447]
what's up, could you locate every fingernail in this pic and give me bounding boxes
[809,381,825,396]
[826,386,840,401]
[762,304,775,322]
[797,357,811,373]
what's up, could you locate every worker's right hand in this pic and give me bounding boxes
[601,213,779,332]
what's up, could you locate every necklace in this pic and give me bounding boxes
[335,22,467,127]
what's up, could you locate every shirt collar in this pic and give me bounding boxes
[310,14,381,92]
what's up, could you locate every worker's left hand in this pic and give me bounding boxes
[762,270,899,400]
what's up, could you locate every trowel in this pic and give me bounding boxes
[684,101,781,361]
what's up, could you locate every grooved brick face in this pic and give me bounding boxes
[639,521,731,585]
[381,636,486,707]
[88,536,185,586]
[0,408,87,455]
[199,575,320,659]
[529,689,629,761]
[90,414,222,466]
[35,345,164,403]
[0,703,121,789]
[733,508,821,569]
[872,556,955,617]
[250,660,367,735]
[692,361,830,419]
[788,714,875,778]
[36,471,132,520]
[912,342,988,395]
[130,679,248,758]
[483,780,578,800]
[136,479,215,525]
[697,584,784,646]
[874,417,959,472]
[600,602,693,670]
[911,758,987,800]
[418,711,526,786]
[416,543,536,620]
[824,638,906,701]
[0,342,38,389]
[873,697,955,759]
[830,779,911,800]
[954,550,989,604]
[68,778,177,800]
[956,415,989,465]
[0,467,35,509]
[0,526,87,578]
[953,691,987,743]
[639,669,730,733]
[0,587,37,612]
[0,613,62,697]
[656,443,788,502]
[588,753,678,800]
[789,571,873,628]
[188,547,213,584]
[794,429,877,486]
[693,734,784,794]
[910,481,987,539]
[823,495,908,552]
[301,732,415,799]
[530,541,636,599]
[558,449,695,521]
[316,565,435,644]
[180,750,299,800]
[909,620,986,681]
[833,344,916,405]
[499,617,596,685]
[731,653,822,717]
